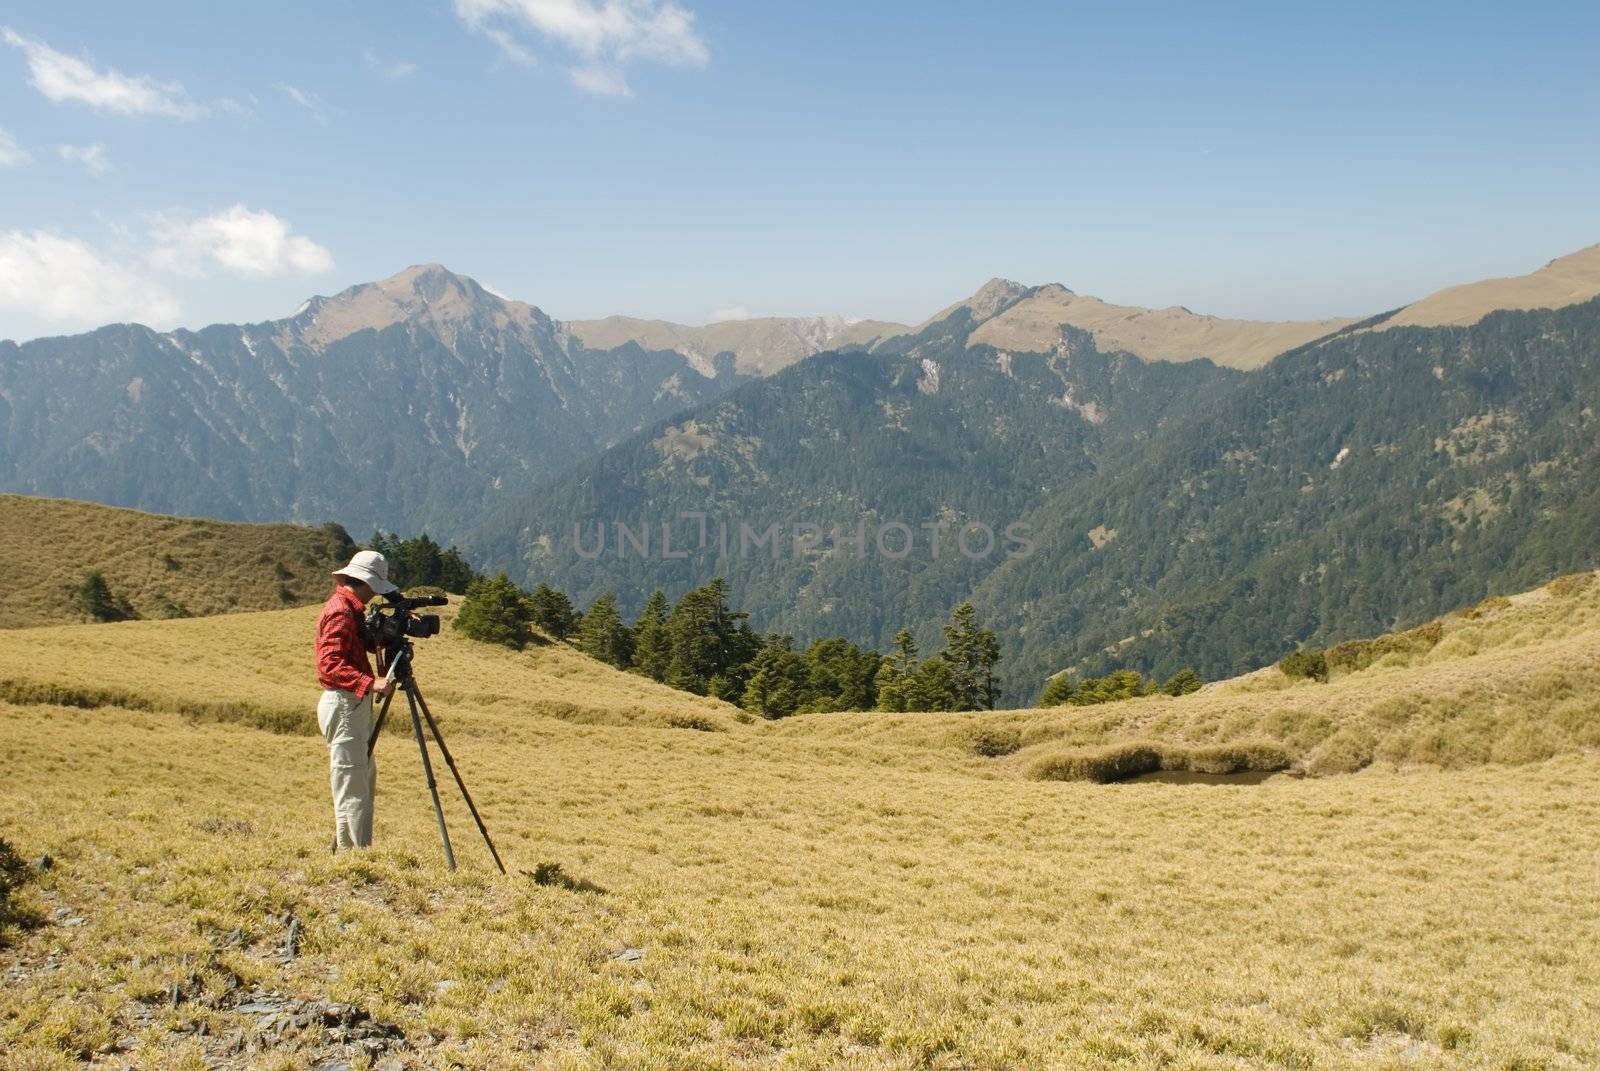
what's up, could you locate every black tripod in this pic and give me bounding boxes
[363,642,506,874]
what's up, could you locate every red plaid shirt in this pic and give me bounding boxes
[316,585,377,697]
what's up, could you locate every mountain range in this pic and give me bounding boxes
[5,243,1599,700]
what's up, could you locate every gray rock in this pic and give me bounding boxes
[31,854,52,871]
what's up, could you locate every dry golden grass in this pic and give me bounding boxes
[768,571,1600,780]
[3,699,1599,1069]
[0,602,737,735]
[1,494,353,628]
[3,573,1600,1067]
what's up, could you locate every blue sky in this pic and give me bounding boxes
[1,1,1597,342]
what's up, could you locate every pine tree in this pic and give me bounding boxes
[907,657,961,711]
[527,583,577,640]
[801,637,880,712]
[939,602,1002,710]
[1037,673,1074,707]
[631,590,672,682]
[665,578,755,696]
[452,573,532,648]
[1161,668,1203,696]
[742,635,811,718]
[577,592,633,668]
[873,628,920,711]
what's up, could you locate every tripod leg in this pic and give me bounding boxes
[410,683,508,875]
[406,685,457,871]
[367,686,397,761]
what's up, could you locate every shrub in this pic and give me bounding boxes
[1326,621,1443,674]
[528,861,605,894]
[1069,670,1153,705]
[963,725,1022,758]
[454,573,534,649]
[1277,648,1327,682]
[1160,668,1203,696]
[1304,728,1375,776]
[1172,741,1293,774]
[1547,571,1596,599]
[148,593,192,619]
[667,714,723,733]
[1461,595,1511,620]
[1027,742,1162,783]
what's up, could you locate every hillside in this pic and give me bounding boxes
[1,494,356,628]
[773,569,1600,779]
[2,575,1598,1069]
[973,296,1600,695]
[0,600,736,734]
[1374,242,1600,331]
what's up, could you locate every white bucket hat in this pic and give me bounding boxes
[332,550,397,595]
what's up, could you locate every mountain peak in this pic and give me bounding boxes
[919,277,1030,330]
[284,264,543,347]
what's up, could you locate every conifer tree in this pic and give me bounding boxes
[742,635,811,718]
[874,628,920,711]
[631,589,672,682]
[939,602,1002,710]
[1161,668,1203,696]
[1037,673,1074,707]
[577,592,633,668]
[527,583,577,639]
[453,573,533,649]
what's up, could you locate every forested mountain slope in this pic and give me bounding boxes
[477,298,1600,704]
[976,298,1600,695]
[469,307,1244,663]
[0,266,747,537]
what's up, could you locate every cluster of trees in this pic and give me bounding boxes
[368,530,478,593]
[1036,666,1202,707]
[454,572,1005,717]
[875,606,1002,712]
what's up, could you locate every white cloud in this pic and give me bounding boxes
[278,83,330,126]
[455,0,708,96]
[0,127,29,168]
[151,206,335,277]
[484,28,537,66]
[709,305,749,322]
[362,48,419,80]
[570,63,630,96]
[58,143,109,176]
[2,28,205,119]
[0,230,179,328]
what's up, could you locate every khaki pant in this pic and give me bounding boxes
[317,688,377,849]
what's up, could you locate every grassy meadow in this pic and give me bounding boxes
[1,495,356,629]
[2,573,1599,1068]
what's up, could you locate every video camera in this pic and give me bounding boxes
[365,590,448,647]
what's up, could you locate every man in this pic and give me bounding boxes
[316,550,398,850]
